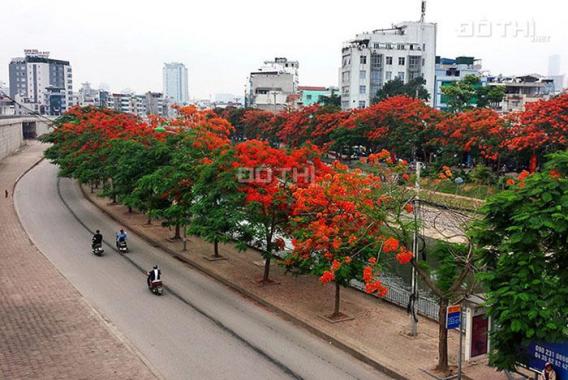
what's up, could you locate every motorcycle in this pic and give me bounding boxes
[92,243,104,256]
[117,240,128,254]
[148,279,164,296]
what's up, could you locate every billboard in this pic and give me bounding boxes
[527,341,568,379]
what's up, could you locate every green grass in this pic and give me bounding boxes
[420,178,498,200]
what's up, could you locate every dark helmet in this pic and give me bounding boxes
[120,229,124,233]
[96,230,100,234]
[153,265,158,269]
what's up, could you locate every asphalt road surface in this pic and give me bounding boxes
[15,160,391,380]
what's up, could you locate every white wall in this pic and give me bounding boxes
[0,119,24,161]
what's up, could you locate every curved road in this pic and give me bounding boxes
[15,161,390,380]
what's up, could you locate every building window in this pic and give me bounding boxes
[386,56,393,65]
[398,72,405,81]
[370,71,381,82]
[359,85,367,94]
[306,94,312,100]
[399,57,406,66]
[342,71,350,82]
[358,101,366,108]
[360,55,367,65]
[360,70,367,80]
[386,71,392,81]
[397,44,405,50]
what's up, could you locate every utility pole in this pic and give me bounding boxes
[409,161,421,336]
[420,0,426,23]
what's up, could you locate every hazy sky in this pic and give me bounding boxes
[1,0,566,99]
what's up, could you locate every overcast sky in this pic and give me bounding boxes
[1,0,566,99]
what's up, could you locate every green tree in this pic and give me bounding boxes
[471,151,568,370]
[318,92,341,110]
[373,77,430,104]
[442,75,505,113]
[189,150,249,258]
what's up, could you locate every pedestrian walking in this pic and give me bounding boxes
[5,189,8,198]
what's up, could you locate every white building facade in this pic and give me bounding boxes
[8,49,73,115]
[340,21,437,110]
[163,63,189,105]
[247,57,300,112]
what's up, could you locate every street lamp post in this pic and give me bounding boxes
[409,161,422,336]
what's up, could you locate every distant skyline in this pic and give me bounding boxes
[1,0,566,98]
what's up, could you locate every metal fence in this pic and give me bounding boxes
[248,234,442,322]
[351,274,441,321]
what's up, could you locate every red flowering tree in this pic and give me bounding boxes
[233,139,329,283]
[287,152,416,319]
[341,96,442,161]
[505,93,568,172]
[240,109,284,144]
[435,108,506,167]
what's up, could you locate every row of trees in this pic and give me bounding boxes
[43,105,478,372]
[217,92,568,174]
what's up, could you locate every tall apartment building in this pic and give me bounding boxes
[434,56,484,110]
[548,55,565,94]
[8,49,73,115]
[247,57,300,112]
[163,63,189,105]
[340,21,436,110]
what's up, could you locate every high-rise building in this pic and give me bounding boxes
[8,49,73,115]
[548,55,564,93]
[247,57,300,112]
[163,63,189,105]
[340,21,437,110]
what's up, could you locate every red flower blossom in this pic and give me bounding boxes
[395,250,414,264]
[320,271,335,285]
[383,237,400,253]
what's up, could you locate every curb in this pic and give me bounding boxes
[79,183,410,380]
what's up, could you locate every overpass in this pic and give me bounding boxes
[0,116,53,160]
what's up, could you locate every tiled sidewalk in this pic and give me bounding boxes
[0,142,157,380]
[84,183,512,380]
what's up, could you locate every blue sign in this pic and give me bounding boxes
[446,305,461,329]
[527,341,568,380]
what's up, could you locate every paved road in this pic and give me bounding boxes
[15,160,391,380]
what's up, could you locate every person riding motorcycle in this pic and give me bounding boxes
[92,230,103,249]
[147,265,161,287]
[115,229,128,248]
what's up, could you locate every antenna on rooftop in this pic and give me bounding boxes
[420,0,426,22]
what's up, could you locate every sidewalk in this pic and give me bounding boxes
[83,183,509,380]
[0,142,157,380]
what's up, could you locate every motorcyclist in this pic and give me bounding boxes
[147,265,161,287]
[115,228,127,248]
[92,230,103,249]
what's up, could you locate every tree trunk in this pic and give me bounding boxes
[437,297,449,372]
[213,240,219,258]
[146,215,152,225]
[333,282,341,317]
[262,234,273,282]
[262,256,271,283]
[174,223,181,239]
[529,152,538,173]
